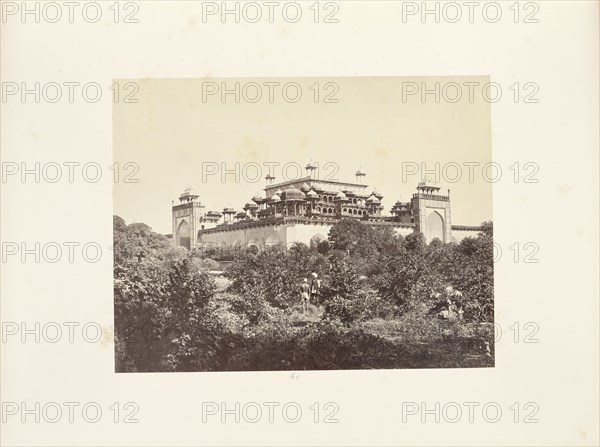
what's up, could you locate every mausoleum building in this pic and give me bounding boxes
[172,166,482,251]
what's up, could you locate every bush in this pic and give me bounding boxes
[196,258,220,270]
[225,321,398,371]
[322,290,381,326]
[225,245,327,309]
[370,227,494,323]
[114,215,495,371]
[114,240,221,372]
[220,292,272,326]
[320,256,361,302]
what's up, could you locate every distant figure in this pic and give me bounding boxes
[300,278,310,314]
[309,272,321,305]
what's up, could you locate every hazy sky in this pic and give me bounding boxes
[113,77,492,234]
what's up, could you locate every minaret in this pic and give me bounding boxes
[305,163,317,179]
[355,169,366,184]
[222,207,236,224]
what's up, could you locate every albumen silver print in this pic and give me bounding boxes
[113,77,494,372]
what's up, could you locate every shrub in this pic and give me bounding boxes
[370,227,494,323]
[221,292,272,326]
[114,248,220,372]
[320,256,361,302]
[196,258,220,270]
[225,245,327,308]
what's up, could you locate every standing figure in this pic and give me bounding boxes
[300,278,310,315]
[309,272,321,306]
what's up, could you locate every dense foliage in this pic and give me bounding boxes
[114,217,223,371]
[113,216,494,372]
[371,225,494,323]
[225,243,327,308]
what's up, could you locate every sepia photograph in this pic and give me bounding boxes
[113,77,494,372]
[3,1,598,445]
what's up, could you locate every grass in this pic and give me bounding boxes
[357,317,493,342]
[288,303,324,325]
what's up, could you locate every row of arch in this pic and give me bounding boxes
[320,195,364,205]
[176,207,370,233]
[317,207,335,214]
[342,208,368,216]
[313,206,368,215]
[202,233,328,251]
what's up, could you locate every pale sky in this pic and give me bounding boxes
[113,77,492,234]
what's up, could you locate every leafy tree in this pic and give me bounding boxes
[328,219,404,275]
[225,245,327,309]
[320,256,361,302]
[405,231,426,253]
[114,213,495,372]
[370,226,494,322]
[113,216,171,266]
[328,219,377,258]
[113,216,224,372]
[320,256,372,325]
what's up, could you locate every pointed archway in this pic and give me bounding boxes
[177,220,190,249]
[426,211,444,243]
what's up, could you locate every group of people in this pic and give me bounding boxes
[299,272,321,314]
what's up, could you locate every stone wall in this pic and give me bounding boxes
[191,216,481,250]
[450,226,482,243]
